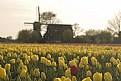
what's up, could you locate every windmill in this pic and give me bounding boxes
[24,6,73,43]
[24,6,41,32]
[24,6,43,43]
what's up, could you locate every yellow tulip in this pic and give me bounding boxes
[7,53,11,58]
[22,53,27,59]
[64,64,68,69]
[0,55,3,60]
[65,68,71,77]
[51,58,54,61]
[31,55,39,62]
[96,62,102,69]
[24,59,29,65]
[86,70,92,77]
[73,58,78,64]
[111,58,118,66]
[69,60,77,66]
[117,59,120,64]
[104,72,112,81]
[20,70,27,78]
[73,54,76,58]
[59,60,65,67]
[105,63,109,68]
[51,61,56,67]
[76,56,80,60]
[33,68,40,77]
[16,58,21,63]
[85,65,90,70]
[109,63,112,68]
[46,60,51,66]
[53,67,56,72]
[47,54,51,59]
[81,56,88,65]
[12,53,17,58]
[40,57,45,63]
[79,62,84,68]
[72,76,77,81]
[82,77,92,81]
[4,64,11,71]
[91,57,97,66]
[26,56,31,61]
[64,78,71,81]
[40,57,48,65]
[61,76,66,81]
[58,57,64,61]
[117,62,121,72]
[0,67,6,79]
[10,59,15,64]
[54,78,62,81]
[19,61,24,68]
[26,74,32,81]
[110,57,114,63]
[93,72,102,81]
[88,53,92,57]
[41,72,46,80]
[22,65,28,71]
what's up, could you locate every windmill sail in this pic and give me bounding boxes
[38,6,40,22]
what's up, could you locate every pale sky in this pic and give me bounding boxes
[0,0,121,39]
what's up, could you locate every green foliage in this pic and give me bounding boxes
[95,30,113,43]
[30,30,42,43]
[17,29,32,43]
[63,29,73,42]
[86,29,98,36]
[17,30,42,43]
[0,36,14,43]
[76,29,113,43]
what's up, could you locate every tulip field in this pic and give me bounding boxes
[0,44,121,81]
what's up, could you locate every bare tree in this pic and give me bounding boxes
[107,11,121,37]
[40,11,61,24]
[72,23,83,37]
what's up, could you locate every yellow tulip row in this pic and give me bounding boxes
[0,44,120,81]
[54,72,112,81]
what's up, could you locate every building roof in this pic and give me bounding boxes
[47,24,72,26]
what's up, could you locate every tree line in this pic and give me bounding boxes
[0,11,121,43]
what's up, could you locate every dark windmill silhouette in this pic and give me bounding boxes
[24,6,73,43]
[24,6,41,32]
[24,6,43,43]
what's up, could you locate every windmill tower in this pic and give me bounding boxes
[24,6,41,32]
[24,6,42,43]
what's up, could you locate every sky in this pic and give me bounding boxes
[0,0,121,39]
